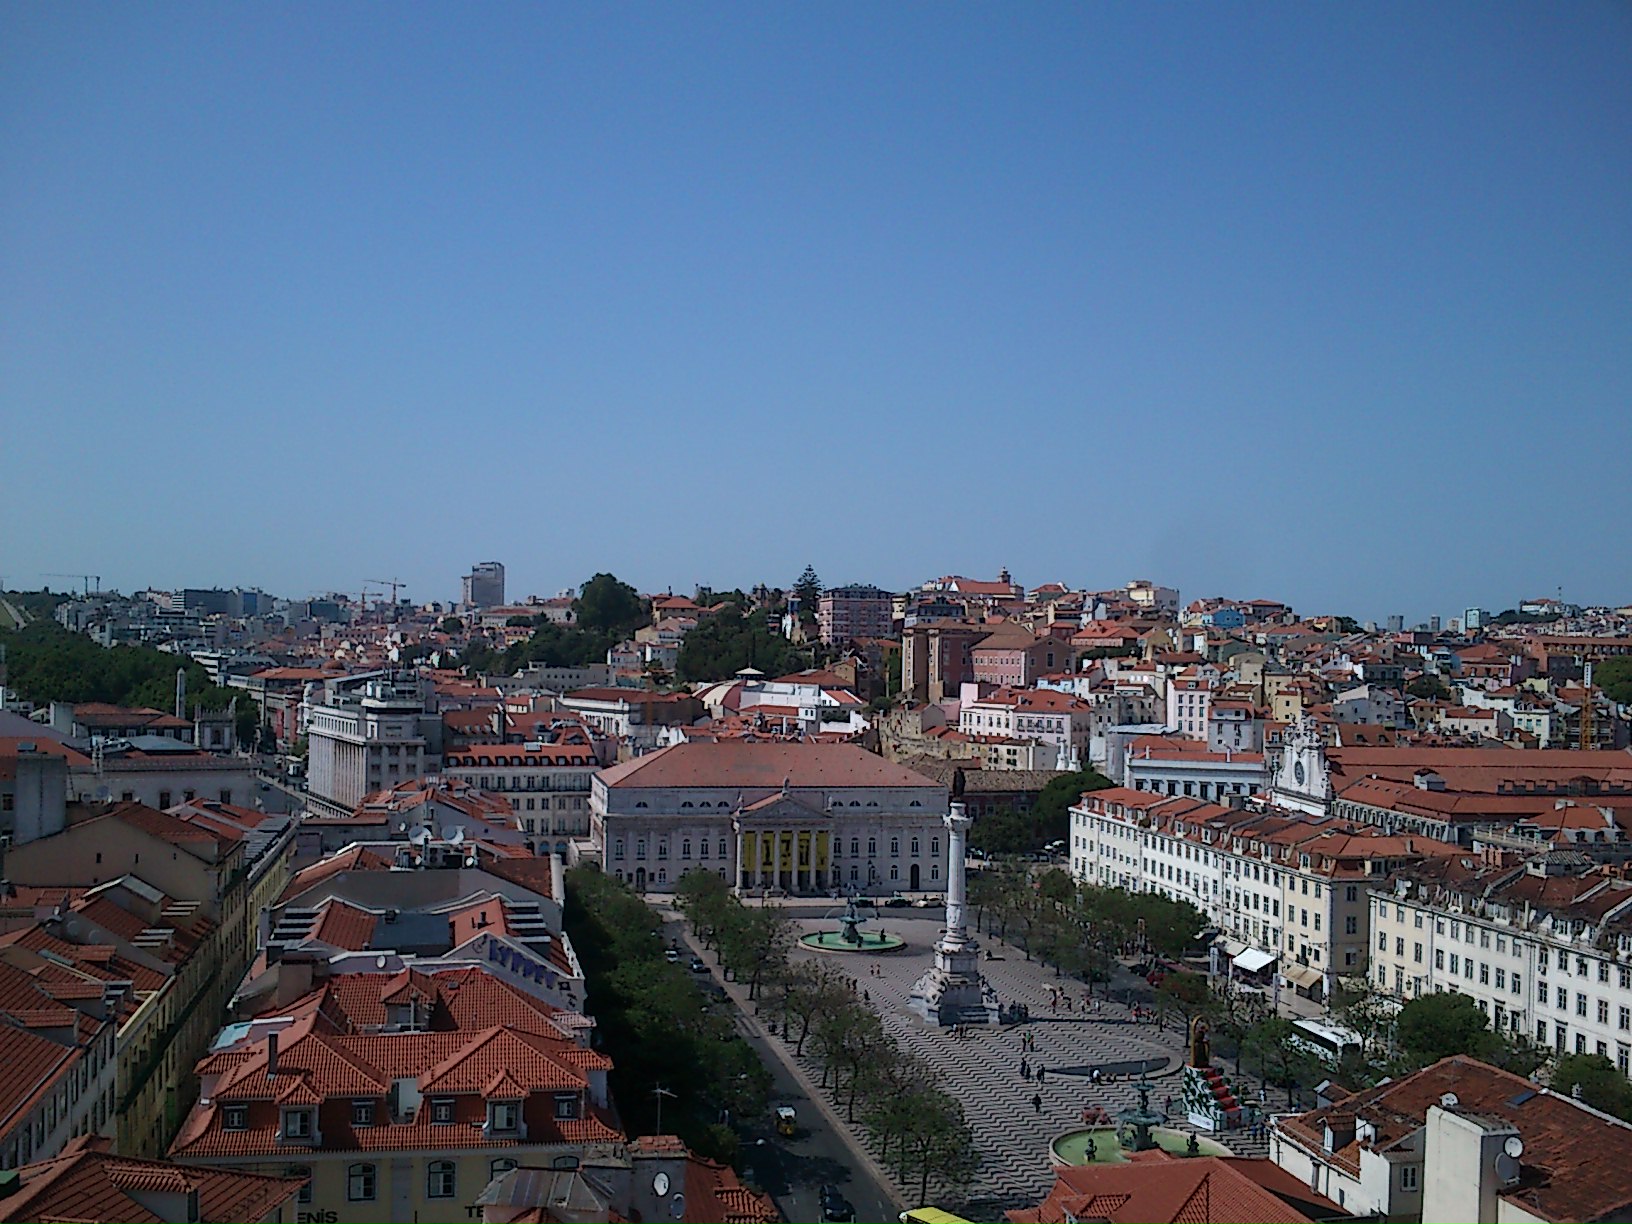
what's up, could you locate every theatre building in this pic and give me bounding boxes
[590,742,948,895]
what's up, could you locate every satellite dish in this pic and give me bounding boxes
[1496,1153,1520,1184]
[1440,1092,1459,1109]
[670,1192,685,1219]
[1504,1135,1524,1159]
[652,1172,670,1196]
[375,954,387,969]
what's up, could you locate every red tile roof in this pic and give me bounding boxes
[1008,1153,1337,1223]
[596,742,943,790]
[1,1136,305,1223]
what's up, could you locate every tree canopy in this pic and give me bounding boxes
[574,573,648,637]
[0,621,256,744]
[1395,991,1501,1068]
[967,769,1113,856]
[1596,656,1632,706]
[1551,1053,1632,1122]
[1405,674,1451,701]
[676,605,810,682]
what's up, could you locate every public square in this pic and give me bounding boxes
[778,907,1269,1217]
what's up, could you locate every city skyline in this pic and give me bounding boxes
[4,5,1629,619]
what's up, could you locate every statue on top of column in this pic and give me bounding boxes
[952,767,966,800]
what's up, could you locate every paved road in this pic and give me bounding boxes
[662,914,898,1224]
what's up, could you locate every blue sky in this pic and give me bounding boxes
[3,3,1628,621]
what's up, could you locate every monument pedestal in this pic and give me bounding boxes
[907,791,997,1026]
[908,934,997,1026]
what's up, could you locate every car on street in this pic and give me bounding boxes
[911,894,943,908]
[664,948,680,963]
[819,1184,856,1222]
[688,957,708,973]
[884,896,911,908]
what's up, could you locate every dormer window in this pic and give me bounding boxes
[223,1104,247,1131]
[281,1108,313,1140]
[554,1093,579,1119]
[352,1100,375,1127]
[430,1098,455,1125]
[488,1100,520,1133]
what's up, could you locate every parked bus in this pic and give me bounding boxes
[1288,1018,1362,1067]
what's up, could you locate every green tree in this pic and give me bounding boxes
[439,615,464,634]
[1129,892,1210,961]
[1406,674,1451,701]
[676,605,810,682]
[1331,972,1396,1067]
[718,906,795,1000]
[573,573,647,637]
[793,565,822,614]
[898,1087,979,1206]
[1551,1053,1632,1122]
[1243,1016,1321,1107]
[1395,991,1501,1070]
[1156,971,1215,1036]
[1596,656,1632,706]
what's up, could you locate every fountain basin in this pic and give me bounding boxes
[800,931,906,953]
[1050,1127,1232,1166]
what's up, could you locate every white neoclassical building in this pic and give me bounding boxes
[589,742,948,894]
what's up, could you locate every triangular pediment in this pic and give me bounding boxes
[737,793,830,824]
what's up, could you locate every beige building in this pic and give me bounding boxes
[3,801,296,1156]
[170,967,617,1223]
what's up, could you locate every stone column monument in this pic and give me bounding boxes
[909,770,997,1026]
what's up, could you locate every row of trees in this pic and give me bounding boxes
[563,867,771,1164]
[0,619,258,743]
[675,871,978,1203]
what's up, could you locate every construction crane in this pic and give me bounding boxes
[42,572,100,596]
[368,578,407,610]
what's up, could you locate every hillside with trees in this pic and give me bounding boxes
[0,620,257,743]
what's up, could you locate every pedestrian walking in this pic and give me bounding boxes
[1031,1093,1042,1113]
[1020,1058,1031,1080]
[1037,1067,1047,1085]
[1164,1095,1173,1114]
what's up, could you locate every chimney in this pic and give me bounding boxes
[266,1030,278,1077]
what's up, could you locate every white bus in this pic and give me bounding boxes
[1289,1019,1362,1067]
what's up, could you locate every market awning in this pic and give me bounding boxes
[1218,938,1247,959]
[1282,964,1324,990]
[1232,948,1278,974]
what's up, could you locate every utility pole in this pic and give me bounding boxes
[652,1083,676,1134]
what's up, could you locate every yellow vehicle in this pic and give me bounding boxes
[775,1105,797,1137]
[899,1210,976,1224]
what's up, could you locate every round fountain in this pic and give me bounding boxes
[1049,1073,1232,1166]
[800,891,906,953]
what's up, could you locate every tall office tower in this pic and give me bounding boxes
[461,561,505,609]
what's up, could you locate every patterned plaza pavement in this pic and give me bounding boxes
[779,909,1269,1219]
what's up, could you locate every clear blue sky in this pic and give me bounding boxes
[4,3,1628,622]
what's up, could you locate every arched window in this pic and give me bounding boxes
[867,801,879,808]
[348,1163,377,1202]
[931,837,940,855]
[491,1158,518,1180]
[890,864,900,880]
[890,837,900,855]
[718,838,728,858]
[867,837,877,856]
[910,838,920,856]
[850,838,860,856]
[681,801,694,808]
[427,1161,456,1199]
[910,800,922,807]
[636,801,648,808]
[681,839,692,859]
